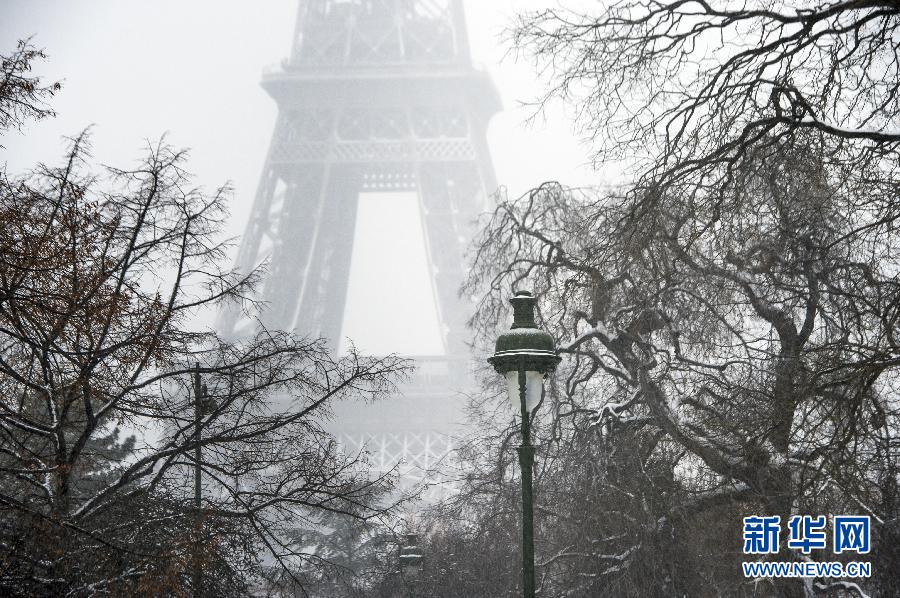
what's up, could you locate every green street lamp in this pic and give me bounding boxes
[488,290,560,598]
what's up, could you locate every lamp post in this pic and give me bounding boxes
[192,364,216,598]
[488,290,560,598]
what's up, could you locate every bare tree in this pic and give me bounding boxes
[511,0,900,193]
[0,42,410,596]
[442,4,900,596]
[464,130,900,597]
[0,39,59,138]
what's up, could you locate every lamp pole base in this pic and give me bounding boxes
[518,443,536,598]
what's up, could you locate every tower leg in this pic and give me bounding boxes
[291,165,362,343]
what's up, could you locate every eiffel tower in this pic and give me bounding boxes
[219,0,499,496]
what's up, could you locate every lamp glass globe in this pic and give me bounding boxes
[504,370,543,413]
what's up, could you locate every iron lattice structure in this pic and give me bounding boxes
[220,0,499,498]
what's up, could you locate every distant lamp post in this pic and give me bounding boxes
[192,364,217,598]
[488,290,560,598]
